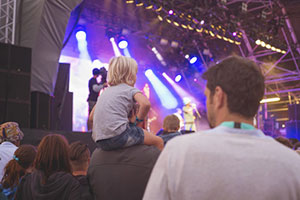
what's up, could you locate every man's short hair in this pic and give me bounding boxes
[70,141,90,171]
[163,115,180,132]
[202,56,265,118]
[93,68,100,76]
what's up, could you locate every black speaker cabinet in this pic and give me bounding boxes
[289,104,300,121]
[0,100,30,128]
[30,91,53,129]
[286,120,300,140]
[0,43,31,72]
[0,43,31,128]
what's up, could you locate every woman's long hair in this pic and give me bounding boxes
[34,134,72,181]
[1,145,36,189]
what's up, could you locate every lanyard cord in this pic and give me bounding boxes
[220,121,255,130]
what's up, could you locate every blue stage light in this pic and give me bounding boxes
[145,69,153,77]
[175,74,182,82]
[76,31,86,41]
[145,70,178,109]
[118,40,128,49]
[190,56,198,64]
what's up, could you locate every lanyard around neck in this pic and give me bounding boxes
[220,121,255,130]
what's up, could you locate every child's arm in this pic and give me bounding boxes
[133,92,151,121]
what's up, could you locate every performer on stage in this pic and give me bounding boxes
[87,68,102,115]
[182,97,201,131]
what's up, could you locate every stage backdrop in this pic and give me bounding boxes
[16,0,83,95]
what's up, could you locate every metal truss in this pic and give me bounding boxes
[0,0,17,44]
[227,0,300,126]
[233,0,300,97]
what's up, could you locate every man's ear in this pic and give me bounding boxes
[214,86,226,109]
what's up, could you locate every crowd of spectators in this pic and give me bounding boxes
[1,55,300,200]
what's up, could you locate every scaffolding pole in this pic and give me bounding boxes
[0,0,16,44]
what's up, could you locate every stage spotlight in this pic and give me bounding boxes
[109,37,122,56]
[266,44,271,49]
[162,72,200,105]
[118,40,128,49]
[171,41,179,48]
[76,31,86,41]
[281,50,287,54]
[145,70,178,109]
[175,75,182,82]
[255,39,261,45]
[118,35,128,49]
[168,10,174,15]
[160,38,168,45]
[105,27,115,39]
[190,56,198,64]
[261,41,266,47]
[185,54,190,59]
[145,69,153,77]
[151,46,167,66]
[200,20,205,25]
[232,32,237,37]
[157,15,163,21]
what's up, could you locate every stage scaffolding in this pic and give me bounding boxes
[0,0,16,44]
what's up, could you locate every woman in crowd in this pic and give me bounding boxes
[15,134,81,200]
[0,145,36,199]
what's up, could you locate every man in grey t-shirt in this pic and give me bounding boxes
[88,145,160,200]
[144,56,300,200]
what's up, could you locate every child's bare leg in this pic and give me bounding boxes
[143,129,164,151]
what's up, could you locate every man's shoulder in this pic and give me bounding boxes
[90,145,160,166]
[0,142,17,153]
[92,145,160,157]
[165,129,216,144]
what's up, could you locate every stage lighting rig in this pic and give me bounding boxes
[105,27,116,39]
[117,35,128,49]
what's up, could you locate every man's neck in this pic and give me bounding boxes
[72,170,87,176]
[216,113,253,127]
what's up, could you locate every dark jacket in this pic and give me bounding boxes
[15,171,81,200]
[74,175,93,200]
[88,145,160,200]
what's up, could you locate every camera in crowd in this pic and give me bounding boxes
[99,67,107,84]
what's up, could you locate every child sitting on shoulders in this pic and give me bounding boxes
[91,56,164,151]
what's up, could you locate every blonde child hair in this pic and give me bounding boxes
[108,56,138,86]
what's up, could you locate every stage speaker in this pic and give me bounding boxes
[0,72,31,101]
[30,91,53,129]
[0,43,31,72]
[289,104,300,121]
[286,120,300,140]
[263,118,276,136]
[0,43,31,128]
[0,101,30,128]
[50,63,73,131]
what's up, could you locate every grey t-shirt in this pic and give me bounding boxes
[92,83,140,141]
[88,145,160,200]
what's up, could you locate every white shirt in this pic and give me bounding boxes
[0,141,18,180]
[143,125,300,200]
